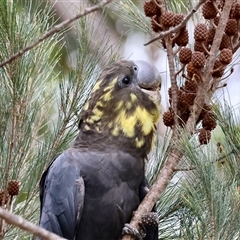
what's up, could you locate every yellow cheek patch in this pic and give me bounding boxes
[126,101,132,110]
[118,112,136,138]
[135,106,154,136]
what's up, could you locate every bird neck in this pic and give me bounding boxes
[72,124,156,159]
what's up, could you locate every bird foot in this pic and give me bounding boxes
[122,223,146,240]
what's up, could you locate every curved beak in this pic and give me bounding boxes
[134,60,161,101]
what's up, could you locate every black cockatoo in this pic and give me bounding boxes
[38,60,161,240]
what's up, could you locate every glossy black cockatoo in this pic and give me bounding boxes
[38,60,161,240]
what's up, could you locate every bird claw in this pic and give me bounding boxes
[122,223,146,240]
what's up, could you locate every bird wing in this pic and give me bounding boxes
[39,149,85,239]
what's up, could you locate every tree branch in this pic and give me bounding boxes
[0,208,65,240]
[0,0,113,69]
[144,0,207,46]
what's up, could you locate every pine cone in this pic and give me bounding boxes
[220,34,230,50]
[179,47,192,64]
[194,23,208,42]
[232,2,240,19]
[225,19,237,36]
[0,190,9,206]
[194,41,208,53]
[199,128,211,145]
[191,51,206,68]
[7,180,20,196]
[163,109,175,127]
[180,92,196,106]
[179,110,190,126]
[202,111,217,130]
[198,104,212,121]
[160,11,175,28]
[142,212,159,227]
[212,60,224,78]
[220,48,232,65]
[202,1,218,19]
[184,79,198,93]
[173,13,185,26]
[144,0,158,17]
[187,62,199,78]
[207,28,215,45]
[175,28,189,46]
[151,15,162,32]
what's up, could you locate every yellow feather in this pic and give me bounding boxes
[119,111,136,138]
[135,137,145,148]
[92,80,102,92]
[135,106,154,136]
[112,126,120,136]
[102,91,112,102]
[130,93,137,102]
[83,102,89,111]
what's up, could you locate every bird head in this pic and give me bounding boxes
[77,60,161,157]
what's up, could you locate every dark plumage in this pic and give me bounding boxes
[38,60,161,240]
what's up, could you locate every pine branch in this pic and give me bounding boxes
[0,0,113,69]
[0,208,65,240]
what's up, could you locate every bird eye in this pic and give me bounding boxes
[133,65,138,72]
[122,76,131,86]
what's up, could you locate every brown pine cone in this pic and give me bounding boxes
[194,23,208,42]
[163,109,175,127]
[142,212,159,227]
[202,111,217,130]
[7,180,20,196]
[160,11,175,28]
[187,62,199,78]
[175,28,189,46]
[194,41,208,53]
[232,2,240,19]
[179,47,192,64]
[220,34,230,50]
[0,190,9,206]
[191,51,206,68]
[144,0,158,17]
[179,109,191,126]
[212,60,224,78]
[207,28,215,45]
[202,1,218,19]
[184,79,198,93]
[151,15,162,32]
[198,104,212,121]
[180,92,196,106]
[220,48,232,65]
[225,19,237,36]
[199,128,211,145]
[173,13,185,26]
